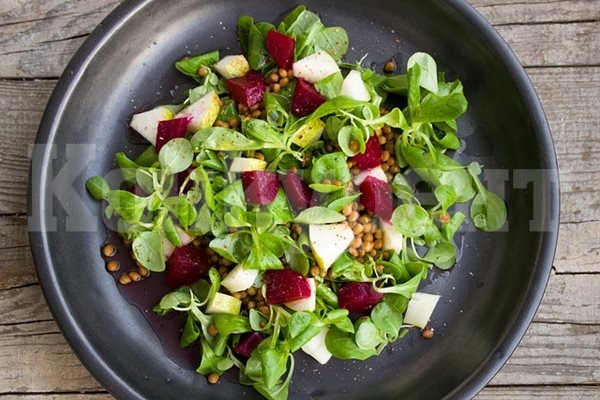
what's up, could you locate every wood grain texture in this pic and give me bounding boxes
[0,0,598,399]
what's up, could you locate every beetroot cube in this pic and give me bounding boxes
[281,171,313,212]
[291,78,326,117]
[227,70,266,108]
[338,282,384,314]
[360,175,394,221]
[265,269,311,304]
[156,117,190,152]
[352,135,382,170]
[233,332,263,358]
[165,245,210,288]
[266,30,295,70]
[241,170,280,205]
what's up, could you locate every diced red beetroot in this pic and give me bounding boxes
[155,117,190,153]
[338,282,384,314]
[281,171,313,212]
[233,332,263,358]
[352,135,382,170]
[266,30,295,70]
[241,170,280,205]
[164,245,210,288]
[265,270,311,304]
[360,175,394,221]
[291,78,326,117]
[227,70,267,108]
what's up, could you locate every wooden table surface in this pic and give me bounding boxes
[1,0,598,399]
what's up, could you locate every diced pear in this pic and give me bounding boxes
[352,165,388,186]
[290,118,326,147]
[175,90,220,133]
[213,55,250,79]
[229,157,267,173]
[340,70,370,101]
[309,223,354,272]
[205,292,242,315]
[404,292,440,329]
[301,326,332,365]
[221,264,259,293]
[161,227,194,258]
[293,51,340,84]
[381,220,404,253]
[285,278,316,312]
[130,106,174,146]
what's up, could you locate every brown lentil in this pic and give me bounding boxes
[207,373,220,384]
[363,241,374,253]
[259,305,270,315]
[208,324,219,336]
[247,301,256,309]
[310,265,321,277]
[373,239,384,250]
[102,243,116,257]
[351,237,363,249]
[137,265,150,277]
[272,83,281,93]
[279,68,288,78]
[269,72,279,82]
[247,286,257,296]
[118,273,132,285]
[347,211,359,223]
[128,270,142,282]
[342,204,353,216]
[106,260,120,272]
[280,77,289,87]
[381,150,391,163]
[352,224,365,235]
[384,60,396,73]
[198,66,210,77]
[251,109,262,118]
[421,327,435,339]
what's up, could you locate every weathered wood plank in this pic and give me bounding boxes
[490,322,600,385]
[469,0,600,25]
[0,0,121,78]
[0,0,599,77]
[0,320,104,393]
[0,215,37,289]
[0,79,54,215]
[554,221,600,274]
[477,385,600,400]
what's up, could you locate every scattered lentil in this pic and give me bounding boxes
[106,260,120,272]
[102,243,116,257]
[207,373,220,384]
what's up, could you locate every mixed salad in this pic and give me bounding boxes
[86,5,507,400]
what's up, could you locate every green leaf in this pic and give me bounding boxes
[470,190,507,232]
[442,212,466,241]
[407,52,438,94]
[391,203,430,238]
[192,127,265,151]
[105,190,147,222]
[315,27,348,60]
[266,189,294,225]
[213,314,251,336]
[175,50,220,81]
[325,327,378,360]
[85,176,110,200]
[413,92,468,123]
[293,206,345,224]
[259,345,289,389]
[337,125,365,156]
[326,193,361,212]
[180,314,201,347]
[132,231,165,272]
[422,241,457,270]
[355,318,385,350]
[310,152,352,184]
[159,138,193,174]
[162,215,183,247]
[434,184,457,211]
[314,71,343,99]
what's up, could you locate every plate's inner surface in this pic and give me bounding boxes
[33,0,556,399]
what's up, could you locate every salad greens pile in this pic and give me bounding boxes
[86,5,506,400]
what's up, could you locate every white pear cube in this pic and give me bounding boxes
[205,292,242,315]
[285,278,316,312]
[175,90,220,133]
[352,165,388,186]
[229,157,267,173]
[213,54,250,79]
[309,223,354,272]
[221,264,259,293]
[340,70,370,101]
[161,227,194,258]
[301,326,332,365]
[293,51,340,84]
[130,106,174,146]
[381,220,403,253]
[404,292,440,329]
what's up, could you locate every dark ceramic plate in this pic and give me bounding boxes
[29,0,559,399]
